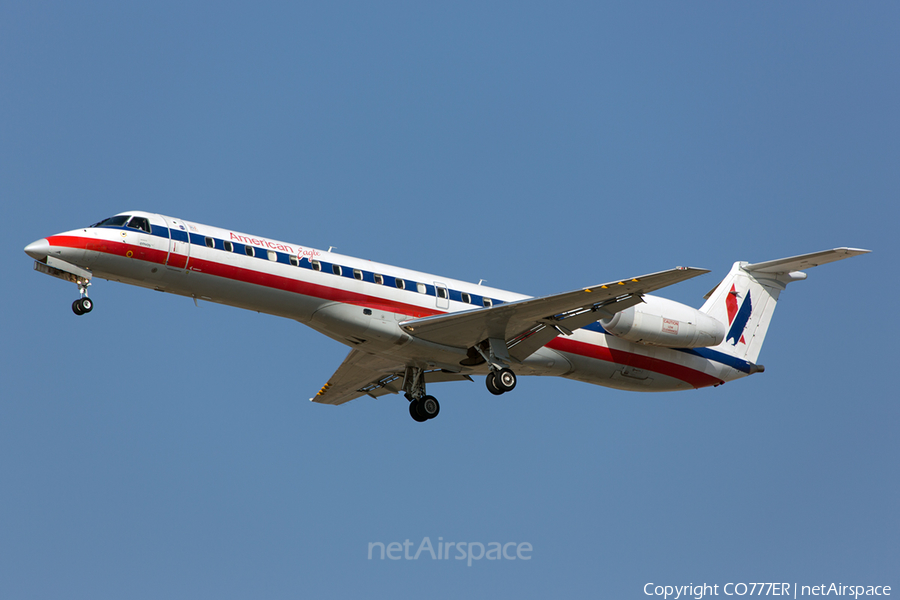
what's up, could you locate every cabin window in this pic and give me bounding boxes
[353,269,363,281]
[224,241,233,252]
[461,292,471,304]
[332,264,342,276]
[483,298,493,307]
[417,282,426,294]
[395,278,405,290]
[312,260,321,271]
[205,237,215,248]
[374,274,383,285]
[245,246,255,257]
[436,287,448,299]
[289,255,299,267]
[126,216,152,233]
[267,250,277,261]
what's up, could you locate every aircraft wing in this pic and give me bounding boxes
[399,267,709,360]
[310,348,472,405]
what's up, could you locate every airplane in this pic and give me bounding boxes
[24,211,869,422]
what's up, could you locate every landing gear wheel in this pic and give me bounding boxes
[72,298,92,315]
[496,368,516,392]
[486,372,504,396]
[419,395,440,419]
[409,400,428,422]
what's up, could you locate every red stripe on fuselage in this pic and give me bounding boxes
[48,233,724,387]
[546,338,723,389]
[47,234,442,318]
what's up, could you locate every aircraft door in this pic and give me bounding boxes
[162,216,192,271]
[434,282,450,310]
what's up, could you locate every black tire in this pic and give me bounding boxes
[486,372,504,396]
[497,368,517,392]
[420,395,440,419]
[72,299,84,315]
[80,298,93,313]
[409,400,427,422]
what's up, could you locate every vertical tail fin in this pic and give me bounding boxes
[699,248,869,364]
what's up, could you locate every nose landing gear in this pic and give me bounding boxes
[71,280,93,316]
[72,297,93,315]
[72,278,94,316]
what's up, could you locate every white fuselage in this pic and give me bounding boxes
[28,211,756,394]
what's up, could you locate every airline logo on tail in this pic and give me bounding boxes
[725,285,752,346]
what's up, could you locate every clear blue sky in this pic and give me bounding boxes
[2,2,897,598]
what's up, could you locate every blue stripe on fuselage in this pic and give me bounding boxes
[581,322,754,374]
[98,221,755,374]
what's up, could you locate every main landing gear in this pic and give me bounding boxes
[403,366,441,423]
[470,339,518,397]
[486,367,517,396]
[408,395,440,422]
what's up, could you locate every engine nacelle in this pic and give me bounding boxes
[599,296,726,348]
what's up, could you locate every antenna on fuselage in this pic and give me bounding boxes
[478,279,486,285]
[328,246,336,253]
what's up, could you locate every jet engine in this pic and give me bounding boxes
[599,296,726,348]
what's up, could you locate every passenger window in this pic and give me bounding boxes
[353,269,363,281]
[289,255,299,267]
[268,250,277,261]
[483,298,493,307]
[332,264,342,276]
[396,278,405,290]
[245,246,255,257]
[312,260,321,271]
[417,282,426,294]
[374,274,383,285]
[224,241,233,252]
[461,292,471,304]
[437,287,448,299]
[205,237,215,248]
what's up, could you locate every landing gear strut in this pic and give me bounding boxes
[403,367,441,422]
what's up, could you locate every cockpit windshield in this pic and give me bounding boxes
[91,215,130,228]
[90,215,152,233]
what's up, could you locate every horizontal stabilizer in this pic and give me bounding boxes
[744,247,870,274]
[700,246,870,364]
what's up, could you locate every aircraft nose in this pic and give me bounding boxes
[24,238,50,260]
